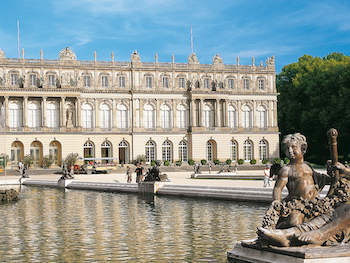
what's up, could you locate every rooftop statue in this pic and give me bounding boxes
[0,48,5,59]
[248,129,350,247]
[130,50,141,62]
[266,55,275,66]
[59,47,77,60]
[188,53,199,64]
[212,53,223,64]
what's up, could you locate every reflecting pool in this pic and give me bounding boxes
[0,186,268,262]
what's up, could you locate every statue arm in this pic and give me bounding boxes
[273,168,288,201]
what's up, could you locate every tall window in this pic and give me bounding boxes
[179,141,188,162]
[145,141,155,163]
[82,104,93,128]
[30,141,41,167]
[30,75,37,86]
[49,141,59,165]
[257,105,267,129]
[228,106,236,128]
[28,102,41,127]
[203,104,212,127]
[84,76,91,87]
[11,74,18,86]
[243,140,252,161]
[101,76,108,87]
[101,141,112,163]
[179,77,185,88]
[163,77,169,88]
[204,79,210,89]
[228,79,234,89]
[161,104,171,128]
[259,140,268,161]
[258,79,265,90]
[146,77,152,88]
[117,104,128,129]
[47,103,59,128]
[243,79,250,90]
[206,141,213,162]
[99,103,111,129]
[48,75,55,87]
[144,104,155,129]
[177,104,187,128]
[119,76,126,88]
[231,140,237,161]
[162,141,172,162]
[242,105,251,129]
[84,141,94,158]
[9,102,21,128]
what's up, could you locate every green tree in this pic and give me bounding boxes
[277,52,350,164]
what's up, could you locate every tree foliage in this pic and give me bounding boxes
[277,52,350,164]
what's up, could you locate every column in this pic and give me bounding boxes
[237,100,242,128]
[60,97,65,127]
[24,96,28,128]
[273,101,278,128]
[200,99,204,127]
[253,100,257,128]
[215,99,220,127]
[4,96,9,127]
[190,99,195,127]
[112,99,116,128]
[139,99,143,128]
[156,99,160,128]
[76,97,81,127]
[42,96,47,127]
[95,99,99,128]
[172,99,177,128]
[225,99,229,127]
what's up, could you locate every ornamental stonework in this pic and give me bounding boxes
[59,47,77,60]
[0,48,5,59]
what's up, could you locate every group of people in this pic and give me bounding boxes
[18,160,28,178]
[125,163,149,183]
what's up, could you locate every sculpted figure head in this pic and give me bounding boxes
[282,133,307,160]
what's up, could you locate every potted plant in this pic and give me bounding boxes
[238,159,244,165]
[226,159,232,165]
[250,159,257,165]
[200,159,207,165]
[188,159,195,165]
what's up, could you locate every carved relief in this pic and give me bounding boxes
[130,50,141,62]
[59,47,77,60]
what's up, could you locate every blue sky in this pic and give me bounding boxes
[1,0,350,73]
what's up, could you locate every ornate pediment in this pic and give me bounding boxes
[188,53,199,64]
[0,48,5,59]
[59,47,77,60]
[212,53,223,64]
[130,50,141,62]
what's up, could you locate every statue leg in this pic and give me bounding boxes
[258,226,301,247]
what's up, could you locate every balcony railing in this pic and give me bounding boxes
[206,127,217,131]
[100,128,113,132]
[145,128,156,132]
[29,127,43,132]
[10,127,24,132]
[48,127,62,132]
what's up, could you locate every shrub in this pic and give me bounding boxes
[176,160,182,166]
[188,159,195,165]
[134,154,146,165]
[284,157,290,164]
[213,159,220,165]
[250,159,257,165]
[151,160,156,166]
[65,153,80,166]
[226,159,232,165]
[164,160,170,166]
[42,155,54,169]
[0,153,9,167]
[274,157,281,164]
[201,159,207,165]
[238,159,244,165]
[24,154,34,168]
[262,158,269,164]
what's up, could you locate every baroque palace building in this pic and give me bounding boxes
[0,47,279,168]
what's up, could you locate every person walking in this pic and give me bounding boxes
[135,164,144,183]
[263,164,271,187]
[126,166,132,183]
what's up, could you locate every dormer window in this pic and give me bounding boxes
[163,77,169,88]
[30,74,37,86]
[258,79,265,90]
[228,79,234,89]
[146,77,152,88]
[204,79,210,89]
[244,79,250,90]
[179,77,185,88]
[101,76,108,87]
[119,76,126,88]
[84,76,91,87]
[48,75,55,86]
[11,74,18,86]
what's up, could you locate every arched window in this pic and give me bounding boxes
[30,141,42,167]
[179,140,188,162]
[118,141,129,164]
[83,141,94,158]
[82,104,93,129]
[47,103,59,128]
[117,104,128,129]
[161,104,171,128]
[257,105,267,129]
[228,105,236,128]
[231,140,237,162]
[49,141,59,166]
[162,141,172,162]
[101,141,112,163]
[177,104,187,128]
[242,104,251,129]
[259,140,268,161]
[99,103,111,129]
[144,104,155,129]
[145,141,155,162]
[203,104,212,127]
[243,140,252,162]
[9,102,21,128]
[206,141,213,162]
[28,102,41,127]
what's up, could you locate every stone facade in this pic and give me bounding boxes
[0,47,279,167]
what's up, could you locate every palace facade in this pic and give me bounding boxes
[0,47,279,168]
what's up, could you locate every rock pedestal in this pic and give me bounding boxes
[0,188,19,201]
[227,242,350,263]
[138,181,172,194]
[58,179,74,188]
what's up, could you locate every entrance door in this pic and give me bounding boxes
[118,141,129,164]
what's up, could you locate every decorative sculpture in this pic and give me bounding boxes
[144,166,167,182]
[213,53,223,64]
[59,47,77,60]
[130,50,141,62]
[247,129,350,247]
[0,48,5,59]
[188,53,199,64]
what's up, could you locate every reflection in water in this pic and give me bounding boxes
[0,186,267,262]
